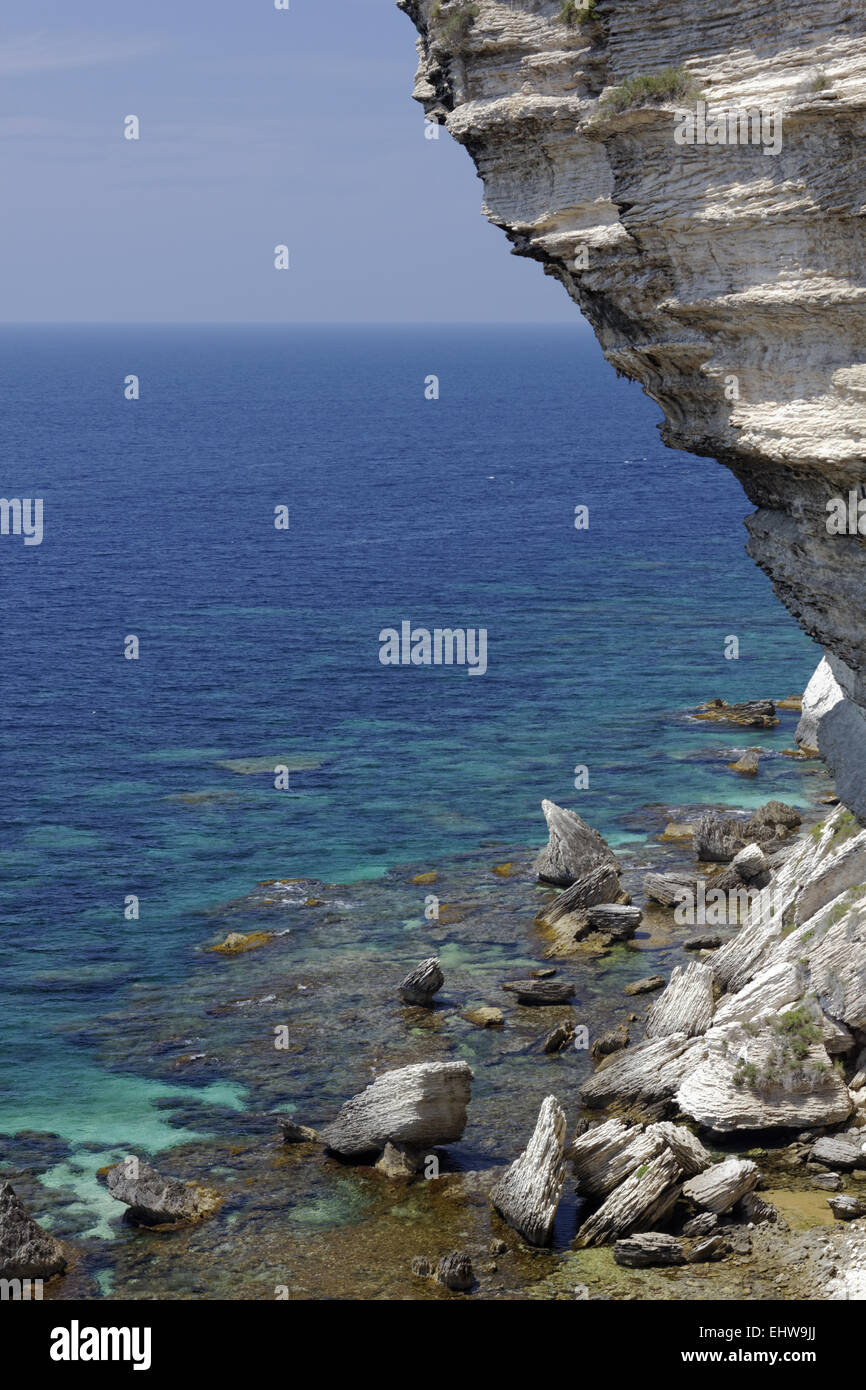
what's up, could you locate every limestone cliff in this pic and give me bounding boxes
[399,0,866,809]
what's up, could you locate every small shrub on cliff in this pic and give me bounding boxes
[599,65,700,115]
[431,1,479,50]
[560,0,597,24]
[809,71,830,93]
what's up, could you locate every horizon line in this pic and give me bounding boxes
[0,319,591,329]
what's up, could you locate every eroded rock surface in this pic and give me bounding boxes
[321,1060,473,1157]
[398,0,866,816]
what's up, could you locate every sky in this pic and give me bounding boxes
[0,0,580,323]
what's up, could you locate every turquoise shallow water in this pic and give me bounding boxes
[0,324,818,1244]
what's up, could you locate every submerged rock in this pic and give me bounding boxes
[105,1159,221,1228]
[375,1142,426,1178]
[624,975,666,997]
[543,1021,575,1053]
[278,1119,320,1144]
[462,1005,504,1028]
[490,1095,567,1247]
[320,1060,472,1157]
[591,1023,630,1061]
[728,750,761,776]
[533,799,619,887]
[501,978,574,1005]
[399,956,444,1006]
[694,699,778,729]
[211,930,273,955]
[0,1182,68,1280]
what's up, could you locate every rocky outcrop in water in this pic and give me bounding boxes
[532,799,620,888]
[490,1095,568,1246]
[399,956,444,1006]
[105,1160,221,1228]
[0,1182,68,1280]
[320,1060,473,1157]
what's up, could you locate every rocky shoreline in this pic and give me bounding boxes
[6,683,866,1299]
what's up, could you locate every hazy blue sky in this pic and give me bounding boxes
[0,0,579,322]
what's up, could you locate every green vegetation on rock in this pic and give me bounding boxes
[599,66,700,114]
[431,1,479,49]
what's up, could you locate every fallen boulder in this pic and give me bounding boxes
[643,872,698,907]
[375,1142,425,1178]
[320,1060,473,1157]
[682,1211,718,1238]
[0,1183,67,1280]
[687,1234,730,1263]
[571,1118,665,1198]
[543,1021,575,1053]
[625,975,666,997]
[648,1121,712,1177]
[811,1136,864,1170]
[676,1021,853,1133]
[828,1194,866,1221]
[576,1148,683,1247]
[106,1159,221,1228]
[614,1232,685,1267]
[501,978,574,1005]
[399,957,444,1006]
[436,1250,473,1291]
[682,1158,759,1214]
[490,1095,567,1247]
[533,799,619,887]
[731,842,770,882]
[591,1023,630,1061]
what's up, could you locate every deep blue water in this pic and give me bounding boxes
[0,324,817,1199]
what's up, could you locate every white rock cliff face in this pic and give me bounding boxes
[399,0,866,810]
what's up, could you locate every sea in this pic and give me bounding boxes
[0,323,820,1292]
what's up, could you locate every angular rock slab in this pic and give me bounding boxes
[320,1060,473,1157]
[576,1148,683,1248]
[0,1182,67,1280]
[614,1232,685,1267]
[106,1159,221,1228]
[533,799,618,887]
[571,1118,664,1199]
[580,1033,705,1110]
[399,956,444,1006]
[682,1158,759,1214]
[490,1095,567,1247]
[645,963,715,1040]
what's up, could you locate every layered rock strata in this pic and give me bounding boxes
[399,0,866,813]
